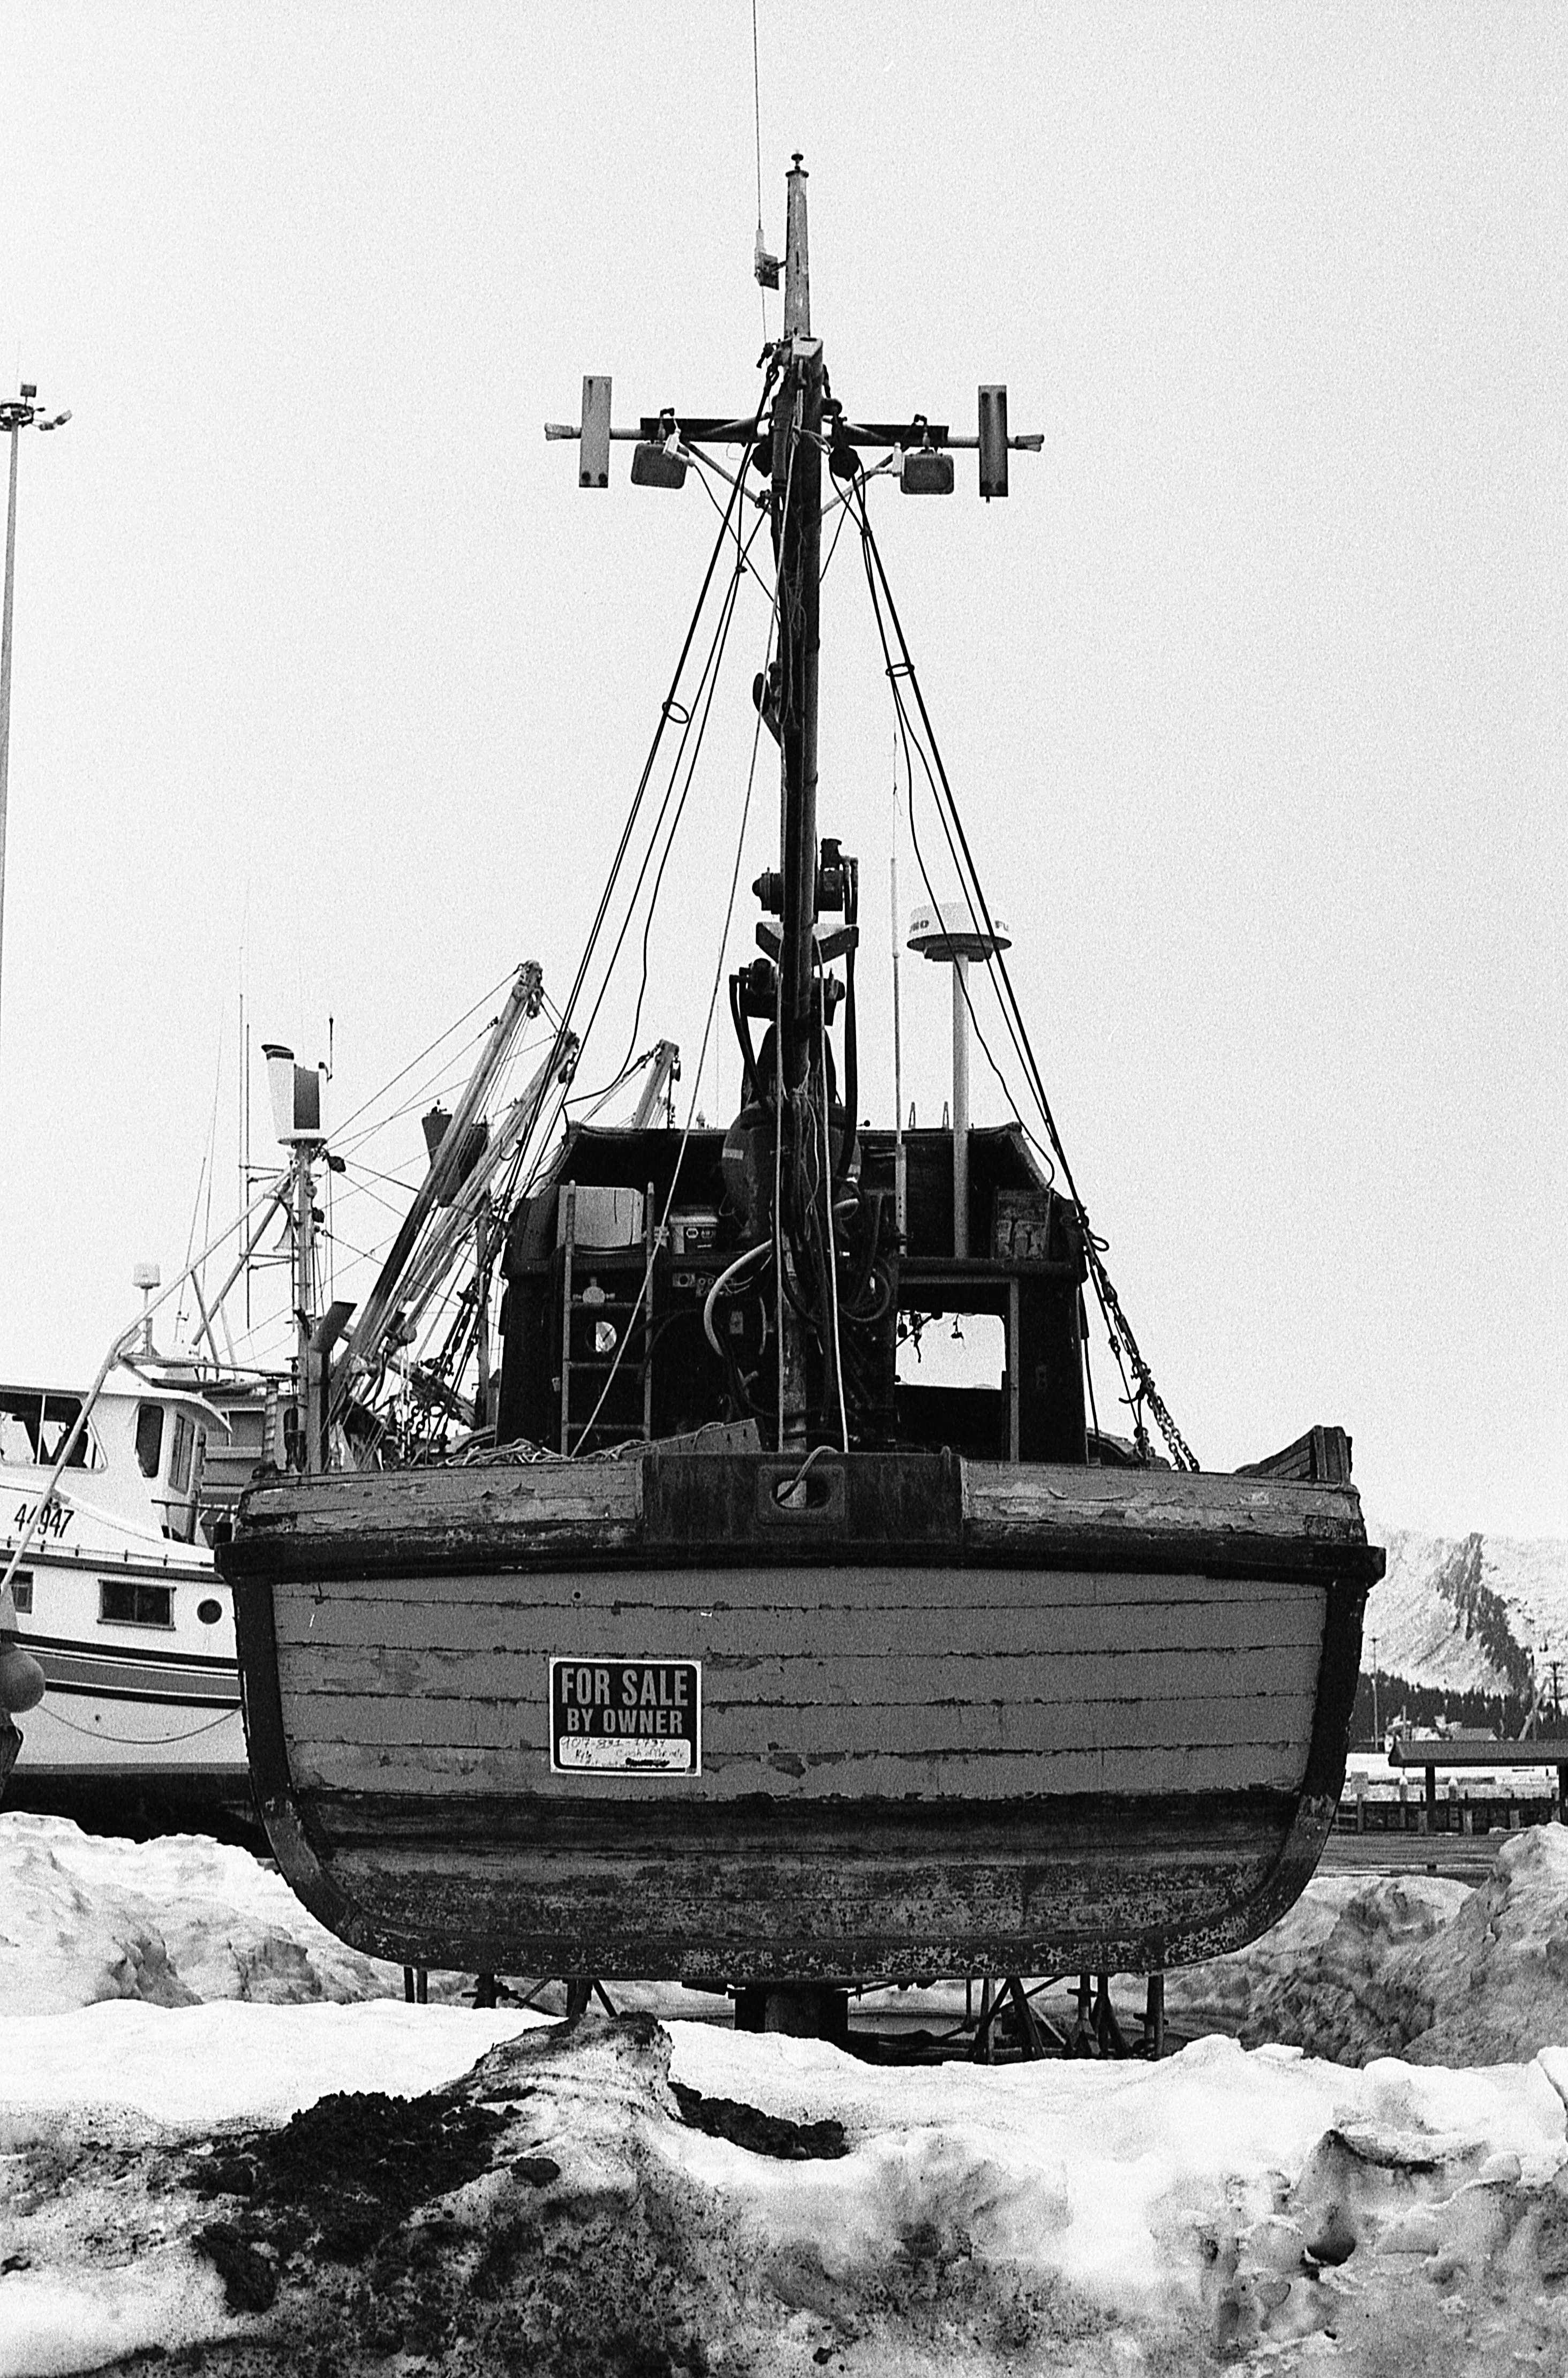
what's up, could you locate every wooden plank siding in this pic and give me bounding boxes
[270,1564,1323,1802]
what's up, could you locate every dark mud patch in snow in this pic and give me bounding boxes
[109,2016,732,2376]
[184,2087,516,2271]
[670,2080,847,2161]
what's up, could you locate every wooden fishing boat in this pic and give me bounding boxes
[222,161,1383,2004]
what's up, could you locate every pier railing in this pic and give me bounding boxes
[1335,1737,1568,1835]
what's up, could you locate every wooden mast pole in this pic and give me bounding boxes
[772,157,825,1448]
[774,155,823,1094]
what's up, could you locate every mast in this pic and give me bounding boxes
[774,156,824,1092]
[543,161,1042,1458]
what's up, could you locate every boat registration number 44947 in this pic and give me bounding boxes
[549,1658,701,1776]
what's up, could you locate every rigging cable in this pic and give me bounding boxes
[606,501,773,1074]
[476,365,779,1252]
[539,356,780,1105]
[329,970,517,1146]
[817,948,849,1452]
[566,456,790,1454]
[857,488,1055,1188]
[853,481,1196,1470]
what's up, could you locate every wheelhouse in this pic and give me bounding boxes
[497,1122,1089,1464]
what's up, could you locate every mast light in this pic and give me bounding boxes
[900,421,954,496]
[630,410,688,489]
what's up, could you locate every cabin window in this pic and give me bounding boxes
[0,1391,99,1469]
[895,1308,1011,1461]
[100,1577,174,1629]
[896,1310,1006,1388]
[169,1415,194,1494]
[135,1405,164,1479]
[196,1597,222,1626]
[9,1572,32,1614]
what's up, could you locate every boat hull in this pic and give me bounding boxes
[225,1452,1379,1980]
[4,1547,245,1804]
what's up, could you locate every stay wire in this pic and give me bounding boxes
[817,946,849,1452]
[853,479,1058,1181]
[330,971,516,1145]
[881,613,1049,1183]
[865,535,1142,1443]
[568,539,786,1455]
[481,414,767,1292]
[608,501,772,1076]
[855,485,1196,1469]
[546,358,780,1109]
[575,400,793,1454]
[889,658,1145,1435]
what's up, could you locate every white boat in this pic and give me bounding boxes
[1,1368,246,1811]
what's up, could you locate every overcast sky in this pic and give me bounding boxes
[0,2,1562,1541]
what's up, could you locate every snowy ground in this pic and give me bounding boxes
[5,1816,1568,2375]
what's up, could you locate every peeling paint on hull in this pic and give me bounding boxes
[224,1453,1382,1981]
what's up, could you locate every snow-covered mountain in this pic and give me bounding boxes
[1363,1518,1568,1700]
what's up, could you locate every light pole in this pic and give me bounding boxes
[1369,1635,1379,1750]
[0,382,71,1051]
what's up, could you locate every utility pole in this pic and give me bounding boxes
[0,384,70,1052]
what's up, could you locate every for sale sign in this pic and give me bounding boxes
[549,1657,701,1775]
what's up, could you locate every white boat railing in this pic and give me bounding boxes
[0,1175,286,1606]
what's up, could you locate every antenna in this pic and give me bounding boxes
[132,1260,161,1356]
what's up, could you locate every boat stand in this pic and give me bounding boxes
[734,1983,850,2048]
[440,1969,1167,2062]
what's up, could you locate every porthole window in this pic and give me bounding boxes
[197,1598,222,1626]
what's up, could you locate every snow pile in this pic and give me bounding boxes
[1172,1825,1568,2066]
[0,2003,546,2374]
[4,2011,1568,2375]
[6,1817,1568,2367]
[0,1814,401,2014]
[0,1997,546,2136]
[1366,1518,1568,1701]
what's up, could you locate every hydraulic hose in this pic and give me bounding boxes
[702,1240,772,1362]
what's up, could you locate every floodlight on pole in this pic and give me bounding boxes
[0,384,71,1054]
[907,899,1011,1257]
